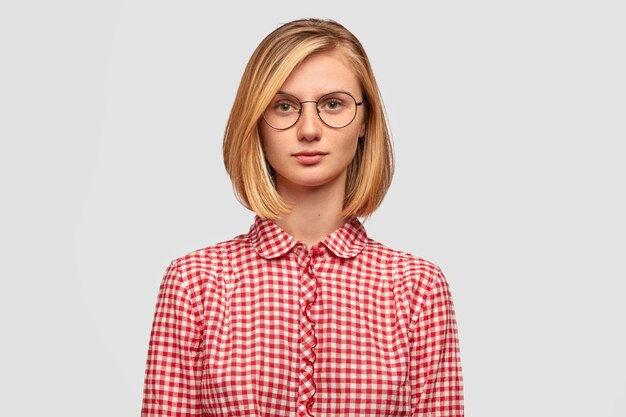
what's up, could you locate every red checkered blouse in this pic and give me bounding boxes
[142,216,464,416]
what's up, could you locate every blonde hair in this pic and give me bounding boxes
[223,18,394,220]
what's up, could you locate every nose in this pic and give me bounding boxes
[296,102,322,142]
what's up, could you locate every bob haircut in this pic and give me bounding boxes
[223,18,394,220]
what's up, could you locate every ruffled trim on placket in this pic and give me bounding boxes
[299,262,318,417]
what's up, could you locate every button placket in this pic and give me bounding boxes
[298,249,319,417]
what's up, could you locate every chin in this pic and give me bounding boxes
[278,173,342,189]
[293,178,332,188]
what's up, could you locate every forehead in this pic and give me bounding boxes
[279,49,361,98]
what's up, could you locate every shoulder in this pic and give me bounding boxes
[363,237,445,285]
[367,239,454,330]
[164,231,255,293]
[170,232,249,269]
[363,237,448,311]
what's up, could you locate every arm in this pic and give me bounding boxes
[410,269,464,416]
[141,261,204,416]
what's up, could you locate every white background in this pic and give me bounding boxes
[1,1,624,416]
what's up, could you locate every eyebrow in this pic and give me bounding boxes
[276,90,297,97]
[275,90,355,99]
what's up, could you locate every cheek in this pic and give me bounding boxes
[340,127,362,156]
[259,133,287,173]
[331,138,359,170]
[259,126,276,159]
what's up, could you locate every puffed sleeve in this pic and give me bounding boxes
[409,268,464,416]
[141,261,204,416]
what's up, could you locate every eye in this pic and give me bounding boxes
[319,93,347,113]
[320,97,344,111]
[327,100,341,109]
[271,95,300,114]
[277,102,295,112]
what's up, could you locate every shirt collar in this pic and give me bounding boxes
[249,215,368,259]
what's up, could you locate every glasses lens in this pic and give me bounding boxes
[263,93,301,130]
[317,92,357,128]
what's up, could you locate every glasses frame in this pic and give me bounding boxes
[262,91,365,130]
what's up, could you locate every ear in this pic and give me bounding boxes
[358,120,366,139]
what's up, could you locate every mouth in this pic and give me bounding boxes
[292,151,328,165]
[292,151,328,156]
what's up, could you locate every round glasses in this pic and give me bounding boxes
[262,91,364,130]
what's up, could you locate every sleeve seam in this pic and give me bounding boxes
[168,259,205,338]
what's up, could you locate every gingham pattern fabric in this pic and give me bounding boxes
[142,216,464,416]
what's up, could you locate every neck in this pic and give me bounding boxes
[273,175,348,248]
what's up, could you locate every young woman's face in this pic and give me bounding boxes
[259,49,366,193]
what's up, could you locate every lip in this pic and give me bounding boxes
[292,151,328,165]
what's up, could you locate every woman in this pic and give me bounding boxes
[142,18,464,417]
